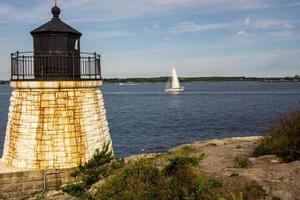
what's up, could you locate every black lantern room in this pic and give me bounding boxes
[30,4,81,79]
[11,4,101,81]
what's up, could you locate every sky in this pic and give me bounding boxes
[0,0,300,79]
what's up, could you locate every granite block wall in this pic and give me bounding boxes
[1,81,112,169]
[0,168,75,199]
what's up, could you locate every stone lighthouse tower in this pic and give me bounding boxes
[1,4,112,169]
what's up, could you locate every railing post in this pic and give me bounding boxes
[16,51,19,80]
[22,55,25,80]
[88,56,91,79]
[11,53,13,80]
[94,52,97,79]
[99,54,101,80]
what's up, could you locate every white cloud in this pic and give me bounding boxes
[241,17,296,31]
[236,30,250,37]
[235,17,297,39]
[169,21,229,33]
[168,16,296,36]
[86,31,131,38]
[265,30,293,37]
[143,24,160,35]
[252,19,294,30]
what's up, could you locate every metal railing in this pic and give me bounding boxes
[11,51,101,81]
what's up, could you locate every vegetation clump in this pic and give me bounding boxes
[61,143,114,198]
[95,155,227,200]
[253,110,300,162]
[62,144,266,200]
[233,156,250,168]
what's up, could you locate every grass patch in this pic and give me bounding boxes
[163,155,203,175]
[253,110,300,162]
[233,156,250,168]
[172,145,199,156]
[223,192,244,200]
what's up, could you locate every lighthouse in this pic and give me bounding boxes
[1,4,113,169]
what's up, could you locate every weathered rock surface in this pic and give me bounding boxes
[171,136,300,200]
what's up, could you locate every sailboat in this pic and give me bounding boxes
[165,68,184,92]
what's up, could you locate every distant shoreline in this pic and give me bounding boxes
[0,76,299,84]
[103,76,300,83]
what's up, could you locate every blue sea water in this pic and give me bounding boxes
[0,82,300,158]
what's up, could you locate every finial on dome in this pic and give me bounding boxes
[51,0,60,18]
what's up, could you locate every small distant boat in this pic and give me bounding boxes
[165,68,184,93]
[119,82,138,86]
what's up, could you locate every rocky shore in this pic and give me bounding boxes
[44,136,300,200]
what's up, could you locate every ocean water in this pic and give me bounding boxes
[0,82,300,158]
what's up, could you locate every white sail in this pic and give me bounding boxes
[171,68,180,89]
[165,68,184,92]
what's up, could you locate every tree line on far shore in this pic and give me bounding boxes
[0,75,299,84]
[103,75,300,83]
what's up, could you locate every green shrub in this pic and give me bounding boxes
[162,154,216,200]
[233,156,250,168]
[61,143,113,198]
[112,158,125,169]
[95,159,165,200]
[163,155,203,176]
[61,183,86,198]
[254,110,300,162]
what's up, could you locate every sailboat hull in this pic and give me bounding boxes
[165,87,184,92]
